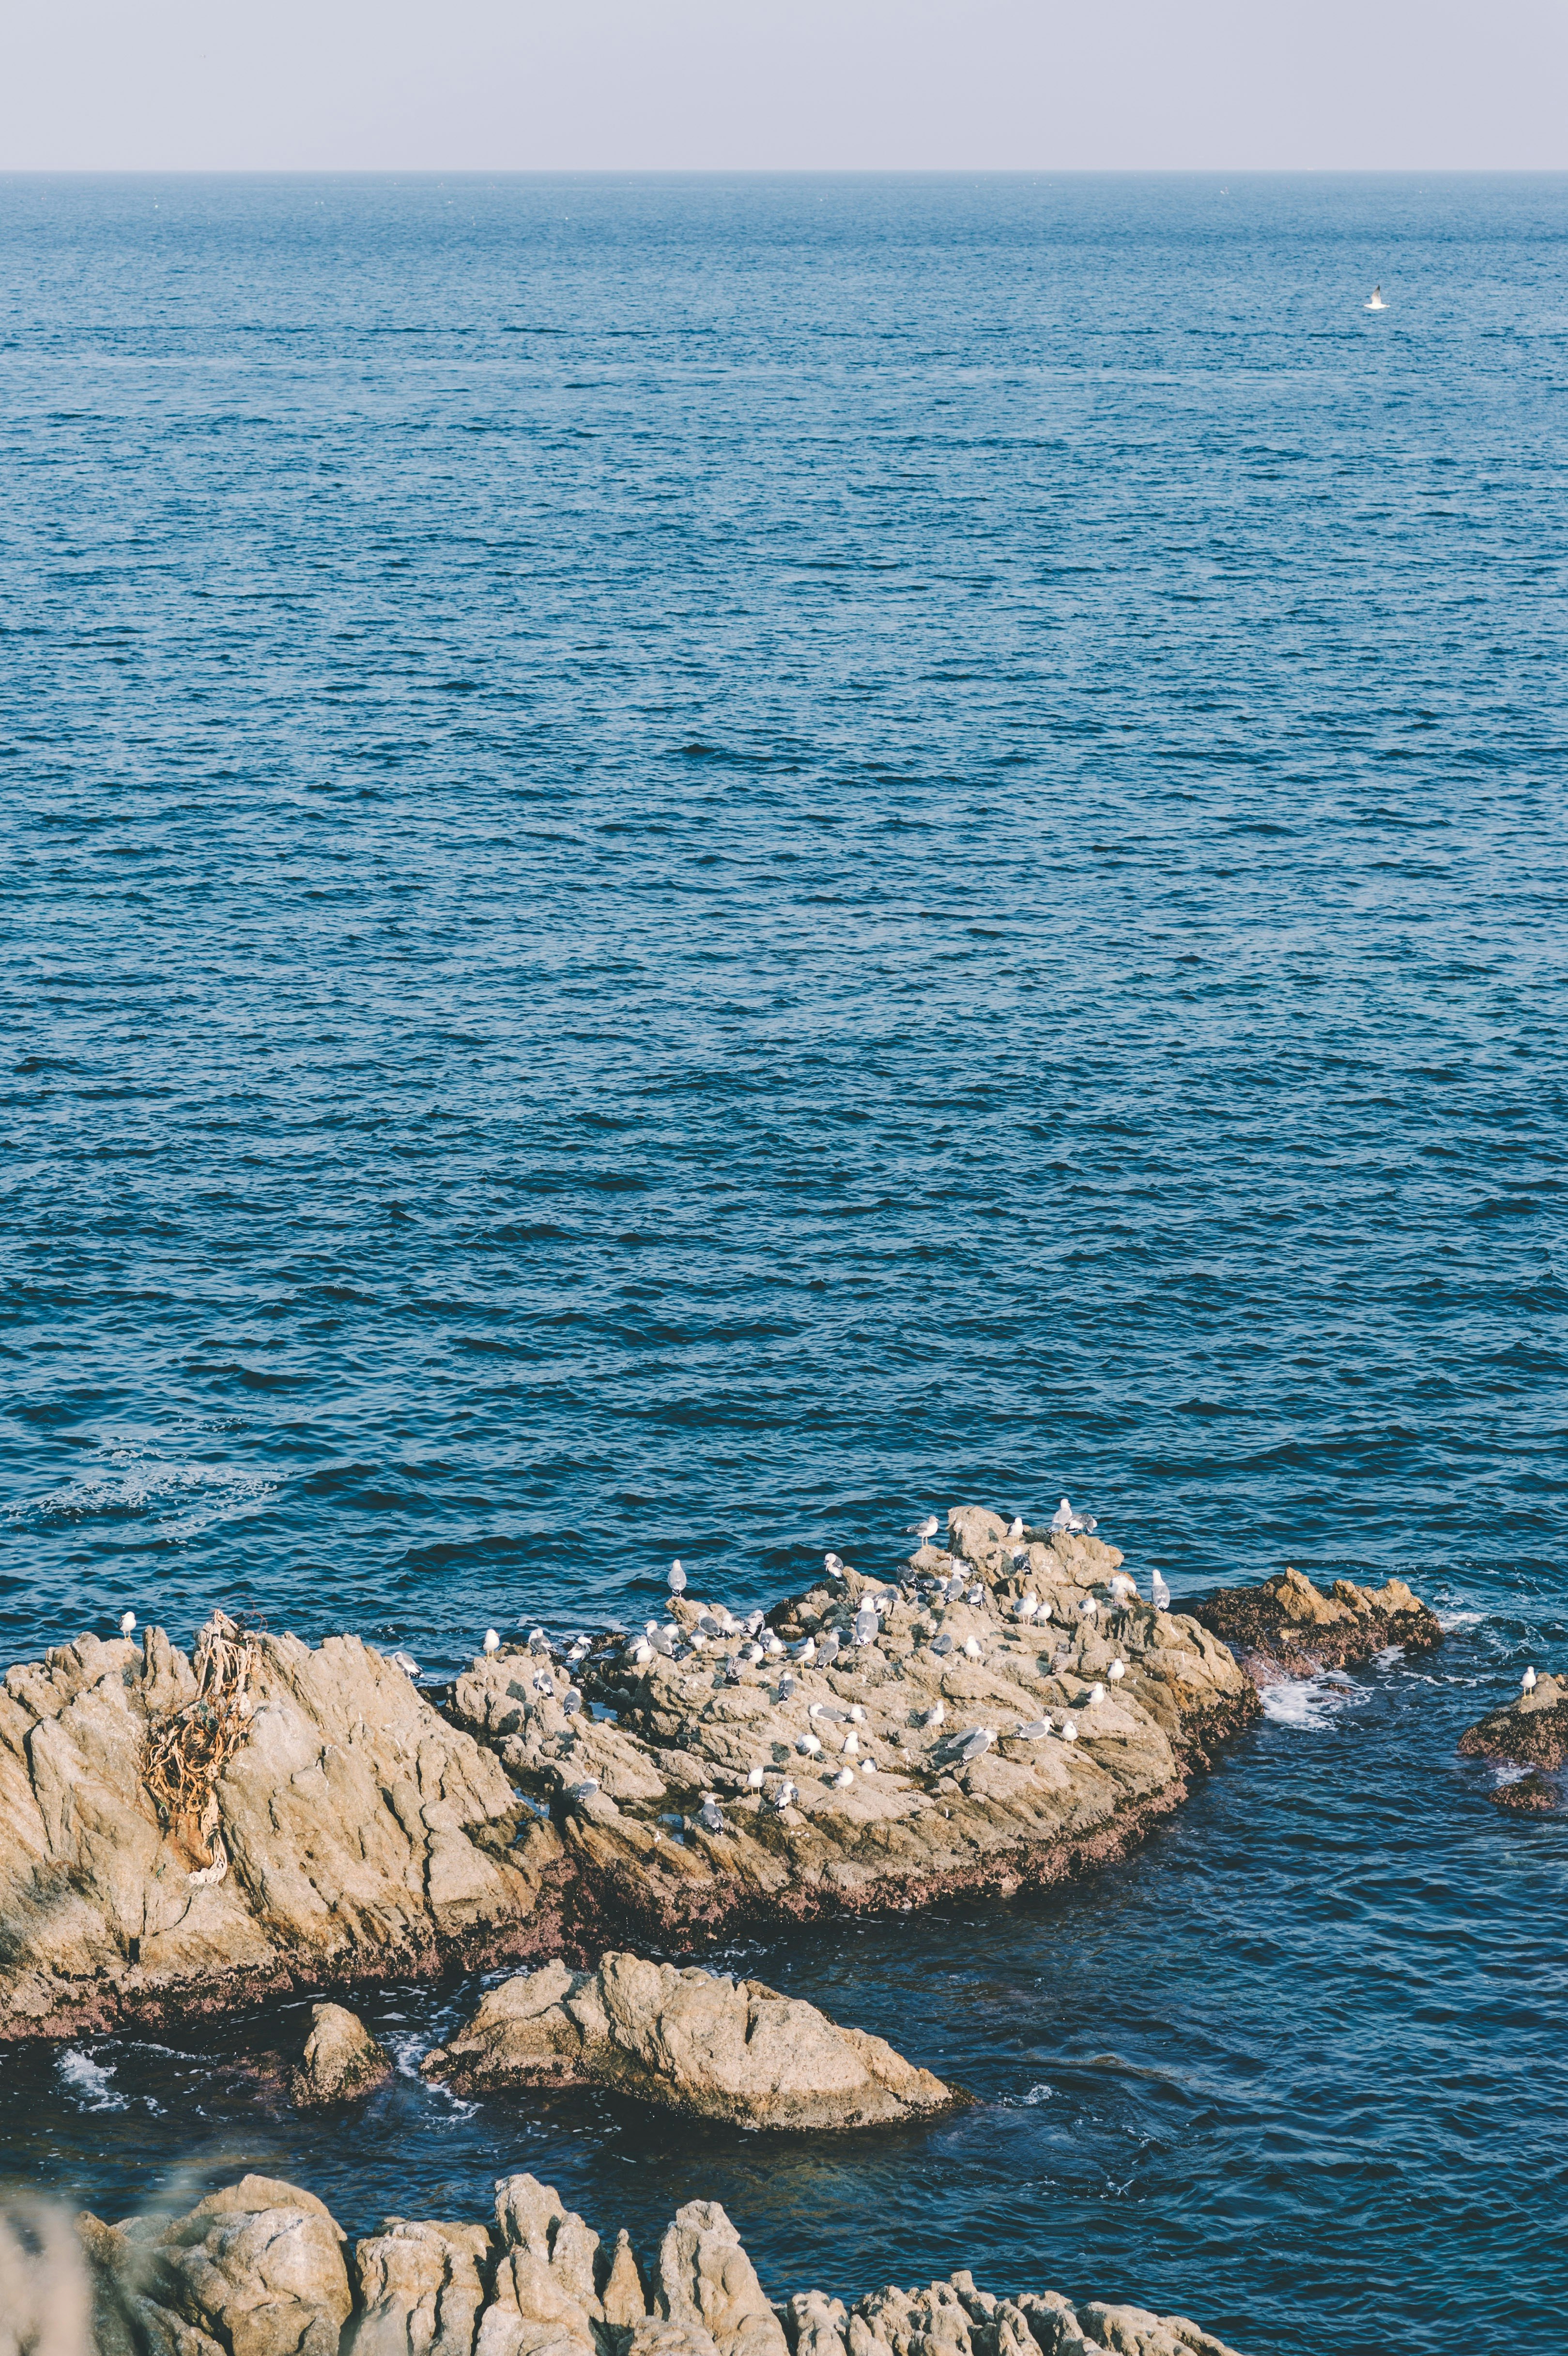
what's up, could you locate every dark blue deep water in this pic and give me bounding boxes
[2,175,1566,2355]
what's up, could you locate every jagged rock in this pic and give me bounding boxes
[0,1623,567,2041]
[1190,1566,1442,1679]
[352,2219,493,2356]
[424,1951,954,2128]
[1489,1772,1557,1815]
[292,2002,393,2107]
[84,2175,352,2356]
[53,2173,1247,2356]
[451,1511,1261,1948]
[1457,1673,1568,1777]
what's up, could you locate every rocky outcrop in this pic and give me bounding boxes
[1457,1673,1568,1809]
[0,1617,567,2043]
[291,2002,393,2107]
[11,1509,1446,2040]
[63,2172,1246,2356]
[422,1951,956,2128]
[451,1510,1260,1948]
[1189,1566,1442,1680]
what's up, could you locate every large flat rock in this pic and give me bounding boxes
[453,1511,1261,1945]
[56,2171,1250,2356]
[422,1950,957,2128]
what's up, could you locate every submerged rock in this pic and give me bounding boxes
[291,2002,393,2107]
[1458,1673,1568,1807]
[68,2172,1247,2356]
[1189,1565,1442,1680]
[422,1950,956,2128]
[0,1618,567,2043]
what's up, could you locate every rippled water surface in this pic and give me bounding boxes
[1,174,1566,2356]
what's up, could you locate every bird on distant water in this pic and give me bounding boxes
[1151,1569,1172,1611]
[668,1560,687,1594]
[483,1628,500,1654]
[120,1611,137,1636]
[909,1516,939,1544]
[1522,1666,1537,1692]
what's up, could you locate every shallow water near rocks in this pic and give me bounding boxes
[2,173,1567,2356]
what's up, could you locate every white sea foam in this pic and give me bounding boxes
[1436,1608,1486,1631]
[56,2048,128,2110]
[11,1446,280,1542]
[1021,2082,1054,2105]
[1260,1675,1365,1730]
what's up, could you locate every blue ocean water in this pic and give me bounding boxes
[1,174,1565,2354]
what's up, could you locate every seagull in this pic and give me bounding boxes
[962,1636,983,1661]
[745,1642,764,1665]
[1061,1718,1078,1742]
[1109,1574,1136,1603]
[669,1560,687,1594]
[848,1703,866,1723]
[630,1638,653,1666]
[483,1629,500,1654]
[764,1632,784,1656]
[777,1672,797,1699]
[798,1732,823,1756]
[1077,1598,1098,1620]
[817,1631,842,1664]
[1036,1600,1053,1625]
[1151,1569,1172,1611]
[833,1767,856,1789]
[1016,1594,1039,1621]
[795,1635,816,1663]
[699,1798,725,1835]
[854,1607,878,1647]
[932,1632,954,1657]
[1015,1716,1051,1740]
[773,1780,798,1811]
[1522,1667,1537,1692]
[1088,1681,1106,1706]
[843,1731,860,1755]
[120,1611,137,1636]
[1108,1659,1126,1681]
[1080,1517,1099,1534]
[923,1701,946,1727]
[562,1685,583,1714]
[1051,1498,1077,1533]
[532,1670,555,1697]
[747,1765,766,1789]
[1007,1517,1025,1540]
[391,1649,421,1677]
[1366,284,1386,310]
[909,1516,940,1543]
[955,1726,995,1761]
[825,1552,845,1577]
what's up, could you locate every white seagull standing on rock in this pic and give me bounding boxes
[483,1628,500,1654]
[1051,1497,1077,1532]
[1151,1569,1172,1611]
[1522,1666,1537,1692]
[825,1552,845,1577]
[668,1560,687,1594]
[120,1611,137,1636]
[1007,1517,1025,1539]
[909,1516,939,1543]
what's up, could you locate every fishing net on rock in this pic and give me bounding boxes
[142,1608,261,1881]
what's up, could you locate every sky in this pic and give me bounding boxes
[3,0,1566,172]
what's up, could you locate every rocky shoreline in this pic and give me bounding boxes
[1458,1670,1567,1813]
[10,2168,1245,2356]
[0,1510,1447,2044]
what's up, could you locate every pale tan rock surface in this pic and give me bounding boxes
[292,2002,394,2107]
[66,2173,1246,2356]
[0,1622,564,2042]
[422,1951,955,2128]
[1191,1566,1443,1678]
[452,1511,1260,1946]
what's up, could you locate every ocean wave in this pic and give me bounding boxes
[9,1448,281,1541]
[56,2049,128,2111]
[1260,1675,1367,1730]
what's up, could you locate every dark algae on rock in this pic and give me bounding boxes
[1189,1566,1443,1681]
[1457,1671,1568,1809]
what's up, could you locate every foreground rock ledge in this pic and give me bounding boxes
[423,1950,958,2128]
[45,2170,1247,2356]
[1190,1566,1443,1680]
